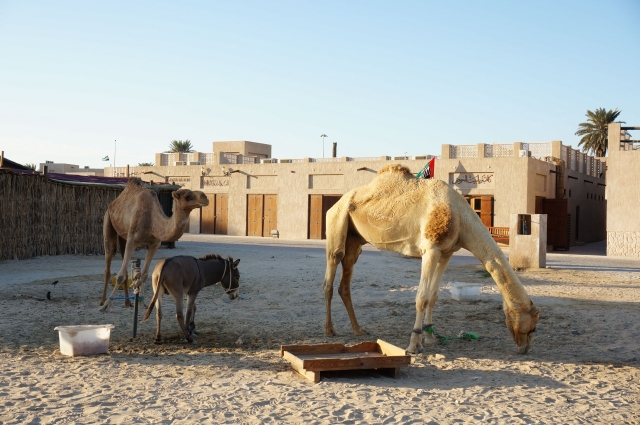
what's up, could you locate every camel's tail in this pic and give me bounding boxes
[142,259,166,322]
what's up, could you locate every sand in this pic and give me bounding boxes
[1,235,639,424]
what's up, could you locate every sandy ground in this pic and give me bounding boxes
[1,235,639,424]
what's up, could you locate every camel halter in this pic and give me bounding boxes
[219,259,238,294]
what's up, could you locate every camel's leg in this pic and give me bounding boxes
[101,214,118,306]
[322,205,350,337]
[407,246,442,354]
[322,260,340,336]
[421,252,453,346]
[185,294,197,338]
[140,240,161,285]
[114,237,139,308]
[338,234,366,335]
[154,284,164,343]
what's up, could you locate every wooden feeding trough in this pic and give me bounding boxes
[280,339,411,383]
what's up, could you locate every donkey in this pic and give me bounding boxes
[142,254,240,343]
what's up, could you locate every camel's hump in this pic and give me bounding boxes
[126,177,144,187]
[377,164,412,176]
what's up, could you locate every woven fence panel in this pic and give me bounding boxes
[0,171,123,260]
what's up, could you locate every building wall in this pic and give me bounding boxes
[606,123,640,257]
[105,141,606,246]
[38,162,104,176]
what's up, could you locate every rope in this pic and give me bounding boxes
[422,324,478,346]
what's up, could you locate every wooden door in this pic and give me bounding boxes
[535,196,545,214]
[201,194,216,234]
[214,194,228,235]
[309,195,323,239]
[247,194,263,236]
[321,196,342,239]
[262,195,278,237]
[480,196,494,227]
[543,198,569,250]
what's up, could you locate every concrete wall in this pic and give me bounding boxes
[509,213,547,268]
[213,141,271,165]
[39,163,104,175]
[105,142,605,245]
[606,123,640,256]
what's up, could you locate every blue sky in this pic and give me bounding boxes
[1,1,639,168]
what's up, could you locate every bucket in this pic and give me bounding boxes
[54,324,115,356]
[110,276,132,289]
[450,283,482,301]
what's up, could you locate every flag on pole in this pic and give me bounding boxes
[102,156,109,161]
[416,157,435,179]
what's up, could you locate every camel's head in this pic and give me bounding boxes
[173,189,209,210]
[504,300,539,354]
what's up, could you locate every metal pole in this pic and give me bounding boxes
[320,134,327,158]
[132,259,141,338]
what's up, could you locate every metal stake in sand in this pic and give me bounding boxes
[131,259,141,338]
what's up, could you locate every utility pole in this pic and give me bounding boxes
[320,134,328,158]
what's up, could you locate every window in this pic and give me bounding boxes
[517,214,532,235]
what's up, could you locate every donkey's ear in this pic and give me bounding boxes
[233,259,240,268]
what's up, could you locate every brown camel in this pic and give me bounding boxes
[100,178,209,308]
[142,254,240,343]
[322,164,539,354]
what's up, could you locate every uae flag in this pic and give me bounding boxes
[416,157,435,179]
[102,156,109,161]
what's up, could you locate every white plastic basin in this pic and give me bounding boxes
[54,324,115,356]
[450,283,482,301]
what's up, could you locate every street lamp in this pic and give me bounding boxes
[320,134,328,158]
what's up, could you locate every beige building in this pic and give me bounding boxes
[605,123,640,257]
[107,140,605,250]
[39,161,105,176]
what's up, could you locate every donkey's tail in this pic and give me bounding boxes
[142,259,166,322]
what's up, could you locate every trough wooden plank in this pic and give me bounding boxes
[280,341,379,356]
[377,339,408,357]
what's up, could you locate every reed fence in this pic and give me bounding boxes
[0,170,123,260]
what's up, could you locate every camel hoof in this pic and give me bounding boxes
[324,326,337,337]
[154,339,162,344]
[190,339,198,345]
[406,343,423,354]
[353,327,368,336]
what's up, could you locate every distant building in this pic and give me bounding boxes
[105,140,604,251]
[605,123,640,257]
[39,161,104,176]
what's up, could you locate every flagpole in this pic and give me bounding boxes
[114,140,117,169]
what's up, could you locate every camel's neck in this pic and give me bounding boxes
[153,200,191,242]
[461,210,531,310]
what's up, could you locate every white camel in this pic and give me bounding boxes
[322,164,539,354]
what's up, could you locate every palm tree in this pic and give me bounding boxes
[138,162,154,166]
[25,163,36,170]
[575,108,623,157]
[167,140,194,153]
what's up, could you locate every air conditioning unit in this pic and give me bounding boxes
[279,159,292,163]
[188,161,200,165]
[260,158,277,164]
[518,150,531,157]
[414,155,428,160]
[392,156,408,160]
[173,161,186,166]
